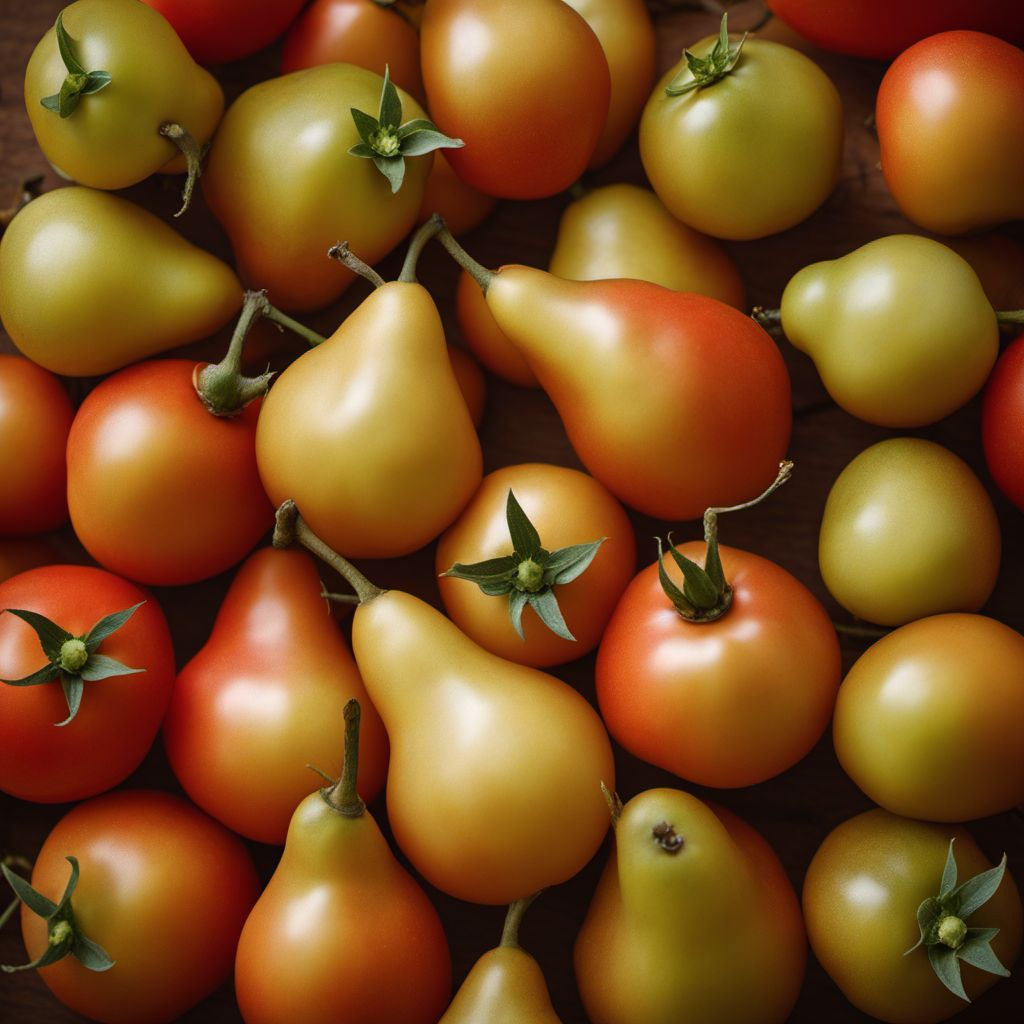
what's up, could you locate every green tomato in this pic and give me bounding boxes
[780,235,998,426]
[819,438,1000,626]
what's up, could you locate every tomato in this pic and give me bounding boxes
[982,333,1024,512]
[876,31,1024,234]
[66,359,273,586]
[0,565,175,802]
[417,152,496,238]
[766,0,1024,59]
[142,0,307,65]
[596,540,840,787]
[0,355,72,536]
[640,18,843,239]
[11,790,259,1024]
[436,463,636,668]
[804,809,1023,1023]
[420,0,610,198]
[818,438,1001,626]
[834,614,1024,821]
[281,0,423,101]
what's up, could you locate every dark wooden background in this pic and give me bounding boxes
[2,1,1023,1021]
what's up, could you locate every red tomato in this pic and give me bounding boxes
[876,31,1024,234]
[0,565,175,802]
[420,0,610,198]
[0,355,73,536]
[141,0,307,64]
[16,790,259,1024]
[417,152,497,237]
[982,333,1024,511]
[596,541,840,787]
[66,359,273,586]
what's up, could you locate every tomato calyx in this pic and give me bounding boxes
[905,839,1011,1002]
[0,856,114,974]
[348,66,463,194]
[0,603,145,725]
[320,699,366,819]
[665,14,747,97]
[441,488,605,642]
[657,460,793,623]
[39,12,111,119]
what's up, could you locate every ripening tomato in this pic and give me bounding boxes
[834,614,1024,821]
[66,359,273,586]
[982,333,1024,511]
[0,355,73,536]
[13,790,259,1024]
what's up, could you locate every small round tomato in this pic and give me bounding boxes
[0,355,73,536]
[819,438,1001,626]
[0,565,175,803]
[66,359,273,586]
[982,333,1024,511]
[834,614,1024,821]
[436,463,636,667]
[12,790,259,1024]
[804,809,1023,1023]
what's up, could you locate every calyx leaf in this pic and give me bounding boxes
[666,13,748,97]
[40,12,112,118]
[0,857,114,974]
[440,488,605,642]
[0,602,146,725]
[349,65,463,193]
[905,839,1011,1002]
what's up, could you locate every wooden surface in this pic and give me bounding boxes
[2,1,1023,1021]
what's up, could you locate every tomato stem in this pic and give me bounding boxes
[273,500,384,605]
[158,122,203,218]
[399,213,445,283]
[702,459,793,549]
[324,699,366,817]
[500,893,539,949]
[328,241,386,289]
[435,220,495,294]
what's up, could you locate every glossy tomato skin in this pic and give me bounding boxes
[66,359,273,587]
[0,355,72,535]
[804,809,1023,1023]
[143,0,306,65]
[436,463,636,667]
[420,0,610,199]
[818,438,1001,626]
[21,790,259,1024]
[640,35,842,239]
[877,31,1024,234]
[834,614,1024,821]
[0,565,175,802]
[982,334,1024,511]
[767,0,1024,59]
[596,542,840,787]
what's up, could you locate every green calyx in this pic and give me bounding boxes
[666,13,747,97]
[0,603,145,726]
[349,65,463,193]
[40,11,112,118]
[657,460,793,623]
[905,839,1011,1002]
[0,858,114,974]
[441,489,605,643]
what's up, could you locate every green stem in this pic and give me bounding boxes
[500,893,540,949]
[399,213,445,283]
[324,699,365,817]
[996,310,1024,326]
[328,242,386,289]
[273,500,384,605]
[0,896,18,932]
[751,306,782,330]
[262,304,327,347]
[702,460,793,547]
[435,220,495,294]
[321,590,360,606]
[833,622,891,639]
[158,122,203,218]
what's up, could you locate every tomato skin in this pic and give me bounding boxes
[982,334,1024,511]
[436,463,636,668]
[818,438,1001,626]
[21,790,259,1024]
[0,355,72,536]
[834,614,1024,821]
[66,359,273,587]
[0,565,175,803]
[596,542,840,787]
[420,0,610,199]
[876,31,1024,235]
[640,34,843,239]
[143,0,306,65]
[417,152,496,237]
[803,809,1023,1023]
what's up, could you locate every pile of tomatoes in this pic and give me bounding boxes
[1,1,1024,1022]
